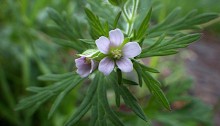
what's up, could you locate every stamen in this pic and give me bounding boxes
[111,49,122,59]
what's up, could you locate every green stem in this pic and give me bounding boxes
[122,6,130,22]
[122,0,139,36]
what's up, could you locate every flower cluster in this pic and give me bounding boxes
[75,28,141,77]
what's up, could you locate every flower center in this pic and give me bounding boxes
[111,49,122,60]
[85,57,91,64]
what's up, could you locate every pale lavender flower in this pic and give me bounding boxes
[95,28,141,75]
[75,56,98,77]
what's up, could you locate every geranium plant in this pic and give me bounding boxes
[15,0,218,125]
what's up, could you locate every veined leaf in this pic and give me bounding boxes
[38,72,75,81]
[108,72,121,107]
[132,59,159,73]
[186,13,219,26]
[146,34,166,50]
[85,8,108,39]
[48,78,84,119]
[113,11,122,28]
[47,8,64,27]
[98,74,124,126]
[119,85,147,122]
[79,39,96,45]
[133,62,143,87]
[26,87,44,93]
[97,80,107,126]
[46,7,88,52]
[142,71,171,110]
[108,0,127,7]
[107,72,147,122]
[135,7,152,40]
[52,38,84,52]
[139,33,200,58]
[65,74,99,126]
[47,7,77,38]
[123,79,139,85]
[139,50,178,58]
[148,8,219,37]
[89,103,98,126]
[27,76,75,93]
[149,7,181,34]
[47,8,82,40]
[16,77,75,111]
[15,90,55,111]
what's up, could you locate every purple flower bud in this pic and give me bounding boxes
[75,57,98,78]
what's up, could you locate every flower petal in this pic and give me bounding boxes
[75,57,86,68]
[116,57,133,72]
[98,57,115,75]
[90,60,98,73]
[76,64,91,77]
[109,28,124,47]
[122,42,141,58]
[95,36,110,54]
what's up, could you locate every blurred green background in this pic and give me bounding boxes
[0,0,219,126]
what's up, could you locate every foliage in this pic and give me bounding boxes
[0,0,218,126]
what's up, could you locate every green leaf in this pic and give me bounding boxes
[38,72,75,81]
[142,71,171,110]
[47,7,64,27]
[15,90,55,111]
[79,49,99,58]
[146,34,166,50]
[113,11,122,28]
[148,8,219,37]
[123,79,139,85]
[139,33,200,58]
[119,85,147,121]
[135,7,152,40]
[48,78,83,119]
[140,50,178,58]
[104,21,110,35]
[52,38,84,52]
[25,86,46,93]
[133,62,143,87]
[117,68,122,85]
[159,7,181,28]
[27,76,75,93]
[78,39,96,45]
[186,13,219,26]
[89,103,98,126]
[85,8,107,39]
[16,77,75,111]
[26,93,53,115]
[65,74,99,126]
[47,8,82,39]
[108,72,121,107]
[97,83,107,126]
[108,0,127,7]
[98,74,124,126]
[46,7,87,52]
[148,7,181,35]
[132,59,159,73]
